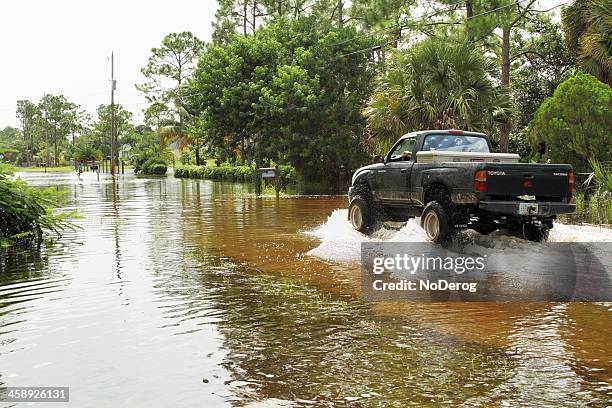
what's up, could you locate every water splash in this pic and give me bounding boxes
[306,209,612,262]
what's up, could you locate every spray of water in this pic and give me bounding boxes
[306,209,612,263]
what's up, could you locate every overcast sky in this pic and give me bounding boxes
[0,0,217,127]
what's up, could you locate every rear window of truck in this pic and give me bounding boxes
[422,134,490,153]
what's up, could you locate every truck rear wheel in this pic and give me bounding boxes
[421,201,452,243]
[348,195,375,233]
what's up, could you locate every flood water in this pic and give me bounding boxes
[0,172,610,407]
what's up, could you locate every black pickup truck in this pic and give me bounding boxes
[348,129,576,242]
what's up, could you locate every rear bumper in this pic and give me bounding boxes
[479,201,575,217]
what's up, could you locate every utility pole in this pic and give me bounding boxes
[110,52,117,176]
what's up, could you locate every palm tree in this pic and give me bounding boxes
[562,0,612,85]
[155,105,205,165]
[364,38,513,152]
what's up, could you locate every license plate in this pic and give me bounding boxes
[519,202,538,215]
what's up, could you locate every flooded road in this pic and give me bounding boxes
[0,172,610,407]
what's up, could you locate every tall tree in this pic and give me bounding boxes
[212,0,291,41]
[497,0,538,152]
[211,0,348,42]
[189,16,374,184]
[16,100,40,164]
[37,94,79,166]
[137,31,205,163]
[511,21,576,131]
[365,38,513,152]
[137,32,205,116]
[347,0,415,51]
[91,104,136,157]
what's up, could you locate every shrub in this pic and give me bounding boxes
[0,166,76,246]
[145,163,168,175]
[174,164,300,185]
[132,147,169,175]
[277,165,298,184]
[527,73,611,171]
[179,150,195,165]
[174,164,256,182]
[587,159,612,194]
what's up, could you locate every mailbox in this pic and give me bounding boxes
[257,167,282,197]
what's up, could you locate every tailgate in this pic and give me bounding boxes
[483,164,572,201]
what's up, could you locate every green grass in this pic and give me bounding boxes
[15,166,74,173]
[570,191,612,225]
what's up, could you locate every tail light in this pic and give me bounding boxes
[474,170,487,192]
[568,170,574,193]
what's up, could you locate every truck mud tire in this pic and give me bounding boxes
[348,195,375,234]
[421,201,452,243]
[524,225,550,242]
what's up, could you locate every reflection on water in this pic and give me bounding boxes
[0,172,610,407]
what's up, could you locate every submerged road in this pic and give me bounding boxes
[0,171,610,407]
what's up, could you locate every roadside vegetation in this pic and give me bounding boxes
[175,163,298,185]
[0,165,76,246]
[0,0,609,221]
[527,73,611,171]
[132,133,172,175]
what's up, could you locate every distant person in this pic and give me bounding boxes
[77,161,83,178]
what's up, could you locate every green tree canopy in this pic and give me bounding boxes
[365,37,513,152]
[188,16,374,183]
[37,94,81,166]
[527,72,611,171]
[86,104,136,157]
[562,0,612,85]
[16,100,40,163]
[137,31,206,163]
[73,144,102,162]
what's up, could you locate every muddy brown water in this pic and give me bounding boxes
[0,172,610,407]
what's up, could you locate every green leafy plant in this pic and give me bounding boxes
[174,163,299,185]
[562,0,612,85]
[131,135,172,176]
[527,73,611,171]
[365,38,513,153]
[73,144,103,162]
[587,159,612,194]
[0,166,77,246]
